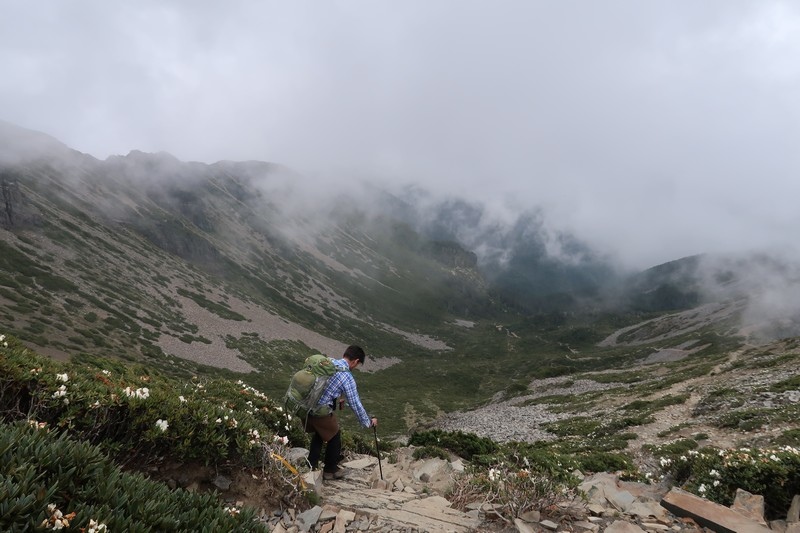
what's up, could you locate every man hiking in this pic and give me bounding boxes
[305,345,378,480]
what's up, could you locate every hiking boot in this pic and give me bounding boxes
[322,468,347,480]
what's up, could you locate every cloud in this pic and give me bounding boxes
[2,1,800,269]
[695,251,800,340]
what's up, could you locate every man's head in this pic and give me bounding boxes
[342,345,366,370]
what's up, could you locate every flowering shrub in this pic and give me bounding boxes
[408,430,581,520]
[655,443,800,519]
[0,332,308,524]
[0,334,300,467]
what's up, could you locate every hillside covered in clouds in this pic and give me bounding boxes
[2,120,800,436]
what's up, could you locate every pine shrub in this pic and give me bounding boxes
[0,422,267,532]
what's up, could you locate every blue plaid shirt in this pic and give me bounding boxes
[317,358,372,428]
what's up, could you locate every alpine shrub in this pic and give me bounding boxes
[409,429,498,460]
[0,421,267,532]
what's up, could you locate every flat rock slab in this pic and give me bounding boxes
[605,521,646,533]
[380,495,481,532]
[661,487,772,533]
[324,482,479,532]
[341,457,378,470]
[326,484,420,510]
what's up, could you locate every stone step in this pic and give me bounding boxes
[319,455,481,532]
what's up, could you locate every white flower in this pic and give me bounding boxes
[178,395,186,402]
[52,385,67,398]
[770,454,780,461]
[56,373,69,382]
[87,519,108,532]
[0,334,5,341]
[101,370,111,376]
[698,484,707,494]
[27,419,47,430]
[709,469,720,478]
[659,457,672,467]
[155,419,169,432]
[125,386,150,399]
[713,480,720,487]
[488,468,500,482]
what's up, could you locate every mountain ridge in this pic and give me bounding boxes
[2,119,800,436]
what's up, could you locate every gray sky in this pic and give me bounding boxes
[2,1,799,270]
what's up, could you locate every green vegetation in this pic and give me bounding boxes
[621,393,690,413]
[176,288,247,321]
[409,429,498,460]
[1,423,265,532]
[716,405,800,432]
[654,444,800,520]
[0,333,313,528]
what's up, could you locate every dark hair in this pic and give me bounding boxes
[343,345,366,364]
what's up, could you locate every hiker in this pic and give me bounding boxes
[305,345,378,480]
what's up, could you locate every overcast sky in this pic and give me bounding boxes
[2,1,799,269]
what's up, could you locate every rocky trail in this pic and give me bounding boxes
[260,446,799,532]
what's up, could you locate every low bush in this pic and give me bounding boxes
[412,445,451,461]
[409,429,498,460]
[0,332,310,524]
[0,333,304,467]
[449,461,575,522]
[776,428,800,446]
[654,444,800,520]
[0,421,266,532]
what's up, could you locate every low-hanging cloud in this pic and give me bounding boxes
[696,251,800,340]
[2,1,800,270]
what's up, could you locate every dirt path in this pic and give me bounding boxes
[625,348,748,464]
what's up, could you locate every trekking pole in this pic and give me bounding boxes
[373,425,383,481]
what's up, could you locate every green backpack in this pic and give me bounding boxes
[284,354,348,420]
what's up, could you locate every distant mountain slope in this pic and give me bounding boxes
[3,120,800,436]
[0,122,498,368]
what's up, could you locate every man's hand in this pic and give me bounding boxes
[370,417,378,427]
